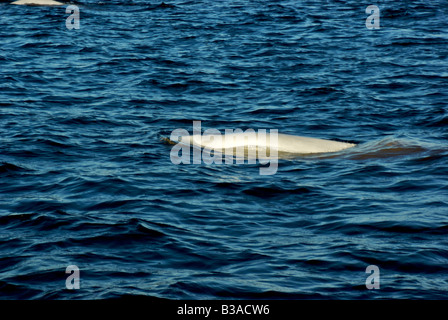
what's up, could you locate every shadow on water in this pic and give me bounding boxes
[337,136,446,161]
[342,138,432,160]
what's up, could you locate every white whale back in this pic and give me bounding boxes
[12,0,64,5]
[180,132,356,154]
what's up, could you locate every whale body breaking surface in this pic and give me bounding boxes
[11,0,64,5]
[178,132,356,155]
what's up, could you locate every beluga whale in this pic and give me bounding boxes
[170,122,356,161]
[179,132,356,155]
[168,122,357,175]
[11,0,64,5]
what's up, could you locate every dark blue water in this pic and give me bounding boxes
[1,0,447,300]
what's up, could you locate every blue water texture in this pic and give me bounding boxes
[0,0,447,299]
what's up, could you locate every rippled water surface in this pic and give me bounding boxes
[1,0,447,299]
